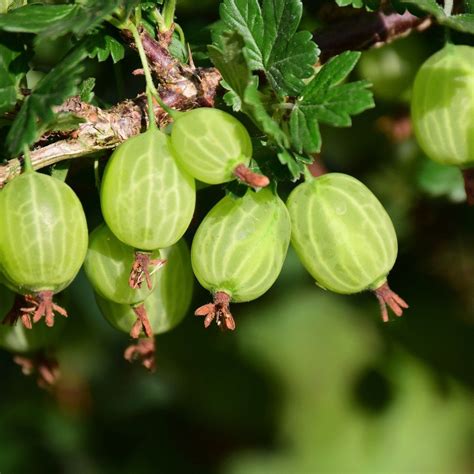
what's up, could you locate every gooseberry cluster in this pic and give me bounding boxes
[0,104,410,380]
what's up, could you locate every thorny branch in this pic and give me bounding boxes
[314,9,432,62]
[0,28,221,187]
[0,11,434,186]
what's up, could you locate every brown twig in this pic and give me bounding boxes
[314,10,432,63]
[0,27,221,188]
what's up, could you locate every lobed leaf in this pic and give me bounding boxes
[6,41,89,155]
[220,0,319,96]
[401,0,474,34]
[209,31,289,148]
[0,0,121,41]
[289,51,374,154]
[0,34,30,115]
[88,33,125,63]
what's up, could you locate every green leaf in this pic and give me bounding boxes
[417,160,466,202]
[88,33,125,63]
[277,148,304,180]
[6,41,89,155]
[289,51,374,154]
[209,31,289,148]
[335,0,381,8]
[220,0,319,96]
[47,113,85,133]
[79,77,96,103]
[0,1,121,41]
[0,5,74,34]
[50,161,71,182]
[0,36,26,114]
[442,13,474,34]
[401,0,474,34]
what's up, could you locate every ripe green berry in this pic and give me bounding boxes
[101,128,195,287]
[411,44,474,167]
[95,239,193,370]
[95,239,193,336]
[0,171,88,326]
[84,223,163,305]
[287,173,408,322]
[170,108,268,187]
[358,35,425,102]
[101,128,195,250]
[191,188,291,330]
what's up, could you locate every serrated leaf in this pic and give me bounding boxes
[401,0,474,33]
[0,1,121,41]
[168,35,188,63]
[220,0,319,96]
[335,0,381,9]
[335,0,364,7]
[289,51,374,154]
[79,77,96,103]
[400,0,444,16]
[277,148,303,180]
[88,33,125,63]
[442,13,474,34]
[6,41,89,155]
[209,31,289,148]
[0,5,74,33]
[0,33,30,115]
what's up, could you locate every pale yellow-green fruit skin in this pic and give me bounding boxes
[287,173,398,294]
[411,44,474,167]
[84,224,159,305]
[0,172,88,294]
[95,239,193,336]
[170,108,252,184]
[100,128,196,250]
[191,189,291,302]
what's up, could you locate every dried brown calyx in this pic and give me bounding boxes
[129,251,166,290]
[234,164,270,189]
[195,291,235,331]
[20,291,68,327]
[13,352,60,390]
[124,337,156,372]
[2,294,33,329]
[373,281,409,323]
[130,303,153,339]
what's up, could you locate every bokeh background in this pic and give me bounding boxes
[0,1,473,473]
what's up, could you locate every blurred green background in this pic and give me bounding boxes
[0,1,473,473]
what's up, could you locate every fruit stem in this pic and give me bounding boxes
[462,168,474,206]
[129,22,158,129]
[128,20,181,122]
[373,281,409,323]
[303,165,314,182]
[22,146,34,173]
[130,303,154,338]
[194,291,236,331]
[444,0,454,16]
[162,0,177,31]
[233,163,270,189]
